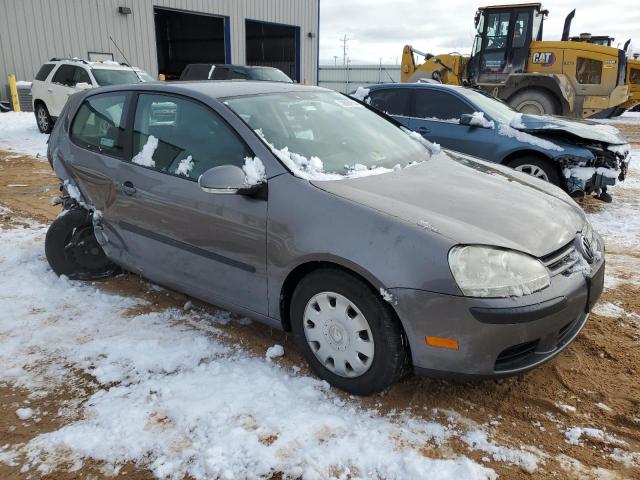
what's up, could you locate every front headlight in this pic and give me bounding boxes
[448,245,550,298]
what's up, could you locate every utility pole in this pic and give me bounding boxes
[333,55,338,66]
[340,35,349,65]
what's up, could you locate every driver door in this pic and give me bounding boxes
[107,93,269,315]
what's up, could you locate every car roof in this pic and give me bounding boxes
[368,82,464,92]
[95,80,330,99]
[185,64,279,71]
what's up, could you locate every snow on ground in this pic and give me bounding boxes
[0,111,48,158]
[586,155,640,247]
[592,111,640,125]
[0,222,528,479]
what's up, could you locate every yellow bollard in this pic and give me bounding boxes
[8,74,21,112]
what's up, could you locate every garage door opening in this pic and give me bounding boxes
[246,20,299,81]
[154,8,230,80]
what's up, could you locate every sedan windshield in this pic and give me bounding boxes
[456,88,520,124]
[92,69,143,86]
[224,91,429,176]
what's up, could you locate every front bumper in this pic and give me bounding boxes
[390,257,605,378]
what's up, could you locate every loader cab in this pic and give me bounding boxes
[467,3,547,84]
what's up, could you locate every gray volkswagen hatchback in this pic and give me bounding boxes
[45,82,605,395]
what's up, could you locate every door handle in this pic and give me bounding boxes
[121,181,137,196]
[47,88,53,93]
[417,126,430,133]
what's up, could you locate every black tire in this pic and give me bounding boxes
[35,102,53,134]
[45,208,119,280]
[508,89,559,115]
[509,156,561,187]
[290,268,409,395]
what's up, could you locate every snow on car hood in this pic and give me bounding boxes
[510,114,628,145]
[311,151,585,258]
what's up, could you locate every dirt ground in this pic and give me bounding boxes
[1,124,640,479]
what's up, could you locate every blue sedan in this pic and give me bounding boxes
[356,83,630,202]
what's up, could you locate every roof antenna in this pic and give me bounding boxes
[109,35,143,82]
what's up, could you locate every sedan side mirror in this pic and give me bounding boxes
[459,114,474,126]
[198,165,266,197]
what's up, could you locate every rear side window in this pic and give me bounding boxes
[367,89,411,116]
[35,64,55,81]
[180,64,216,80]
[576,58,602,84]
[131,94,252,180]
[414,90,473,120]
[70,93,128,157]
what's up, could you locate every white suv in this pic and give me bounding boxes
[31,58,153,133]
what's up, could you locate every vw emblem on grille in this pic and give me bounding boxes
[580,235,595,263]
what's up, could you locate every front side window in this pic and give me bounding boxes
[73,67,91,86]
[225,91,429,175]
[70,93,127,157]
[576,57,602,84]
[414,89,473,120]
[630,68,640,85]
[367,89,411,116]
[512,12,530,48]
[132,94,251,180]
[35,64,55,81]
[250,68,293,83]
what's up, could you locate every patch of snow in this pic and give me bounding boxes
[174,155,194,177]
[557,403,577,414]
[16,407,34,420]
[131,136,158,167]
[351,86,370,102]
[567,251,592,277]
[607,143,631,159]
[509,113,526,129]
[16,80,32,87]
[564,427,626,446]
[595,402,612,412]
[0,112,48,158]
[417,219,439,233]
[610,448,640,468]
[379,288,395,304]
[462,430,539,473]
[242,156,266,186]
[265,344,284,360]
[0,224,497,480]
[402,127,442,154]
[592,111,640,125]
[497,124,564,151]
[469,112,495,129]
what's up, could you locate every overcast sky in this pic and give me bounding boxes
[319,0,639,65]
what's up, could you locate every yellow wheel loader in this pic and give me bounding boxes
[567,36,640,116]
[401,3,629,119]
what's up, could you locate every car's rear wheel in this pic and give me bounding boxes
[290,268,409,395]
[35,103,53,134]
[45,208,119,280]
[509,156,561,187]
[508,89,559,115]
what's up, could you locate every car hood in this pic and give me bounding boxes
[311,152,585,258]
[512,114,627,145]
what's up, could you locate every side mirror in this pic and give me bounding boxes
[198,165,265,196]
[459,114,473,126]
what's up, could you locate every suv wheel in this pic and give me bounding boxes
[35,103,53,134]
[291,269,409,395]
[45,208,119,280]
[509,156,561,187]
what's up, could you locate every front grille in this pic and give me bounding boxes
[540,241,578,276]
[495,339,540,370]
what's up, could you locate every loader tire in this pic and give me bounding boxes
[509,89,559,115]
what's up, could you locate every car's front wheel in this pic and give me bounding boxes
[45,208,119,280]
[509,156,561,187]
[291,269,409,395]
[35,103,53,134]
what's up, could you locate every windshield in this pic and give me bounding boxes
[92,69,143,86]
[456,88,519,124]
[249,68,293,83]
[224,91,429,176]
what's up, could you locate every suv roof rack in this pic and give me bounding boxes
[49,57,90,64]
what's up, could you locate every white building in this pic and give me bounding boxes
[0,0,319,102]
